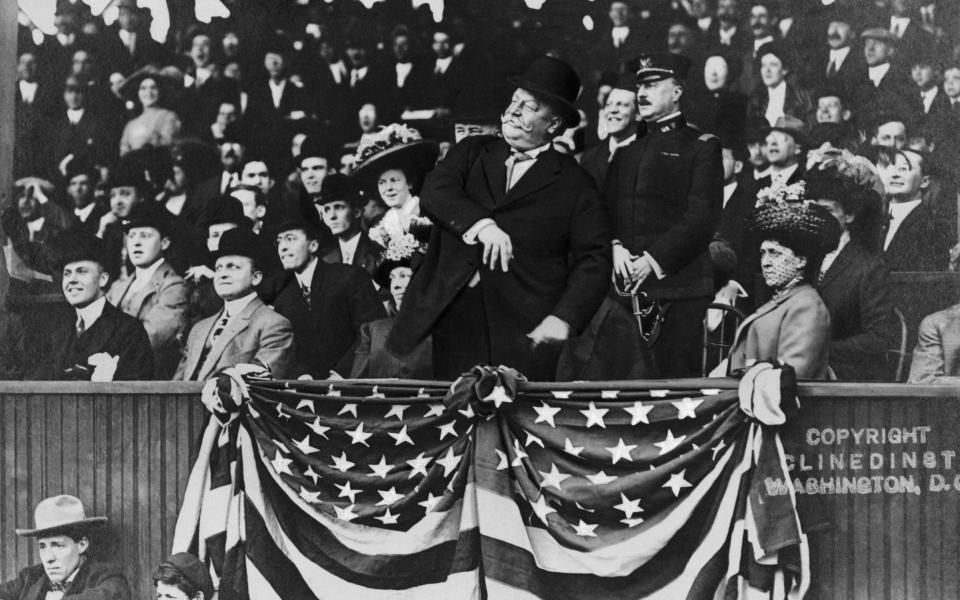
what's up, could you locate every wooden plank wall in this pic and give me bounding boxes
[0,384,205,599]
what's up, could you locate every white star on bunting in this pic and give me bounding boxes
[711,439,727,460]
[347,422,373,446]
[338,403,358,417]
[458,403,475,419]
[539,463,571,490]
[436,447,463,476]
[529,494,556,525]
[418,492,443,512]
[494,449,509,470]
[271,451,293,476]
[606,438,637,464]
[484,384,512,407]
[335,480,362,503]
[304,465,320,484]
[600,390,619,399]
[511,440,529,466]
[326,385,341,397]
[550,391,573,399]
[572,520,598,537]
[368,456,394,479]
[624,401,654,425]
[586,470,618,485]
[330,452,355,472]
[275,403,290,419]
[672,397,704,420]
[377,487,404,506]
[663,470,692,497]
[367,386,386,399]
[384,404,408,420]
[613,493,643,519]
[580,401,609,428]
[649,390,669,398]
[299,486,321,503]
[292,434,319,455]
[524,432,544,448]
[533,402,561,427]
[654,429,686,455]
[296,399,315,412]
[309,417,330,438]
[406,452,431,478]
[334,504,358,521]
[424,403,445,418]
[437,421,458,440]
[388,424,414,446]
[621,517,645,528]
[375,508,399,525]
[563,438,584,457]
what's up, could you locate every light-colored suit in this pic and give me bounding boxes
[173,296,294,381]
[107,260,189,378]
[725,283,831,380]
[908,304,960,384]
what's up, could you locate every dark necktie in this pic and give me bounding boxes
[192,313,229,380]
[827,60,837,77]
[301,284,312,311]
[76,317,85,337]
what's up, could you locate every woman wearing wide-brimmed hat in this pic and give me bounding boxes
[715,180,842,379]
[118,67,182,156]
[350,123,439,258]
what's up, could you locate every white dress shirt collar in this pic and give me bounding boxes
[718,24,737,45]
[223,291,258,317]
[753,35,774,54]
[723,180,738,207]
[67,108,84,125]
[74,203,95,222]
[19,80,38,104]
[329,60,347,84]
[890,15,911,37]
[434,56,453,74]
[295,257,319,289]
[395,62,413,88]
[338,232,362,265]
[26,217,45,241]
[765,80,788,126]
[75,296,107,330]
[828,46,850,68]
[868,62,891,87]
[770,162,799,186]
[608,132,636,156]
[268,78,286,108]
[612,25,630,47]
[921,85,939,112]
[885,199,922,250]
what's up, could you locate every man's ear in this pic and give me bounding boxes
[920,174,930,190]
[734,160,743,175]
[308,239,320,254]
[160,236,171,251]
[97,270,109,290]
[255,205,267,219]
[77,537,89,554]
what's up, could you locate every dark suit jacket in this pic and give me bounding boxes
[602,115,723,300]
[0,559,130,600]
[272,261,386,377]
[24,300,154,380]
[383,60,432,120]
[350,317,433,379]
[746,82,814,125]
[580,141,615,190]
[855,65,916,112]
[818,241,900,381]
[244,78,311,157]
[388,136,612,366]
[320,234,380,278]
[685,88,748,142]
[883,201,951,271]
[807,45,866,98]
[51,109,117,169]
[97,26,168,75]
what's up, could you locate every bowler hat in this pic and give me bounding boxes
[158,553,215,600]
[64,154,98,183]
[861,28,898,44]
[16,494,106,537]
[204,197,249,229]
[212,227,266,268]
[297,135,334,166]
[108,157,149,191]
[313,173,361,207]
[765,115,809,148]
[508,56,582,127]
[276,215,323,241]
[52,229,118,280]
[634,52,691,83]
[122,201,171,236]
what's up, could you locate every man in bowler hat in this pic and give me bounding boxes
[602,53,724,377]
[0,494,130,599]
[387,56,612,381]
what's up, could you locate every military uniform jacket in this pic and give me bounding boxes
[601,114,723,300]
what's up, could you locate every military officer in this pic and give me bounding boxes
[602,52,724,377]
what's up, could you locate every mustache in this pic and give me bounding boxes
[501,115,534,132]
[636,98,651,106]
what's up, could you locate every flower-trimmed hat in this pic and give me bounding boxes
[748,181,842,258]
[351,123,439,191]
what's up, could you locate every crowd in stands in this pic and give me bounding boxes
[4,0,960,383]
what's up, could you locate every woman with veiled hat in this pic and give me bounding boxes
[714,181,842,379]
[350,123,439,259]
[119,69,182,155]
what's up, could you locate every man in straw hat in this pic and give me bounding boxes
[0,494,130,599]
[387,55,612,381]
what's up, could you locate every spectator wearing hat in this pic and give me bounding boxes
[98,0,168,76]
[51,75,117,174]
[747,41,813,127]
[734,0,781,95]
[14,52,57,179]
[174,227,294,381]
[879,147,952,270]
[388,55,612,381]
[423,25,467,118]
[603,52,723,377]
[0,181,72,292]
[857,28,916,112]
[153,553,214,600]
[870,112,910,148]
[911,54,950,118]
[215,123,248,195]
[880,0,937,70]
[580,73,639,189]
[118,70,182,156]
[0,495,130,600]
[180,29,241,139]
[814,87,854,125]
[21,230,153,380]
[714,182,842,379]
[758,115,808,188]
[383,25,431,122]
[808,12,866,98]
[351,256,433,379]
[350,124,439,260]
[596,1,651,79]
[63,156,108,237]
[708,0,750,54]
[685,53,748,144]
[106,202,189,378]
[315,174,380,277]
[272,218,384,378]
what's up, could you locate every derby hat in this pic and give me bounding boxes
[52,228,118,280]
[16,495,107,537]
[313,172,363,208]
[351,123,439,191]
[64,154,99,183]
[204,197,250,229]
[297,134,335,166]
[634,52,692,83]
[212,227,267,268]
[765,115,809,148]
[108,156,149,191]
[122,200,172,236]
[508,56,582,127]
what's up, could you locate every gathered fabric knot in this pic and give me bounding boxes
[737,361,799,426]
